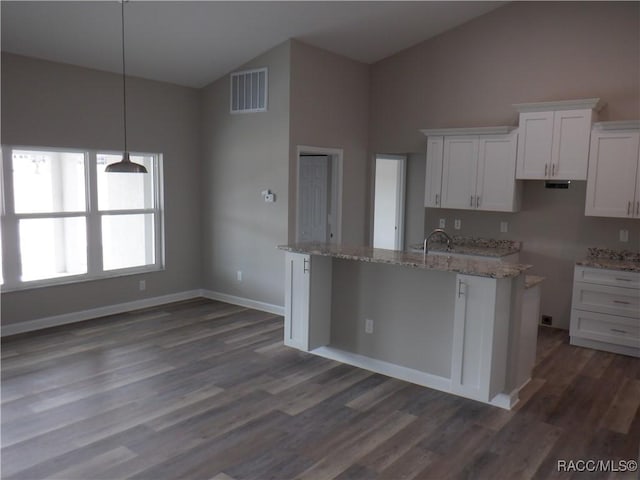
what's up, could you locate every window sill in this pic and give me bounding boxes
[0,265,165,293]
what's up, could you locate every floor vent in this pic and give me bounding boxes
[230,67,267,113]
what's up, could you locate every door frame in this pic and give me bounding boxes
[296,145,343,245]
[373,153,406,250]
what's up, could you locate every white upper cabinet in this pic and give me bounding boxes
[421,127,520,213]
[514,98,602,180]
[442,136,479,209]
[424,136,444,208]
[585,121,640,218]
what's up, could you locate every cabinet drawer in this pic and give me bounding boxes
[572,281,640,318]
[574,266,640,289]
[570,309,640,349]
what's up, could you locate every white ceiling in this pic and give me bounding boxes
[1,1,503,88]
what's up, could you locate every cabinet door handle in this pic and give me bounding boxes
[303,258,310,273]
[628,201,632,215]
[636,200,639,216]
[470,196,473,207]
[435,193,439,206]
[544,164,548,176]
[476,195,480,207]
[552,164,556,176]
[615,277,632,282]
[612,300,631,305]
[611,328,628,334]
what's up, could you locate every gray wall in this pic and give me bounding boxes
[1,53,203,325]
[369,2,640,329]
[200,42,290,307]
[289,40,370,246]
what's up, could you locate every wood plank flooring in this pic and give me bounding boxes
[2,298,639,479]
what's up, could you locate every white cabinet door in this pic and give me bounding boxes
[284,252,332,352]
[551,109,593,180]
[424,136,444,207]
[284,252,310,350]
[476,133,519,212]
[441,136,478,209]
[516,111,554,179]
[585,130,640,218]
[451,275,509,402]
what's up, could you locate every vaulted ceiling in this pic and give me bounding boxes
[1,1,503,88]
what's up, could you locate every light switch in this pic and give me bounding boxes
[619,229,629,242]
[454,219,461,230]
[500,221,508,233]
[439,218,446,228]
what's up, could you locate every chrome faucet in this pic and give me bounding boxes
[423,228,453,259]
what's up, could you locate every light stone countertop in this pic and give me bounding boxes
[408,236,521,258]
[525,275,545,289]
[576,248,640,273]
[279,243,532,279]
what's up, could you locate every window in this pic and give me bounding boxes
[0,146,163,291]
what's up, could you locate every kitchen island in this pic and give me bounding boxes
[278,242,533,409]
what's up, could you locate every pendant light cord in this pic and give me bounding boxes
[121,0,128,154]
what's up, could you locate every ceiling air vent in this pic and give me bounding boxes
[230,67,267,113]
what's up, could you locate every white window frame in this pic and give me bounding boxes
[0,145,165,292]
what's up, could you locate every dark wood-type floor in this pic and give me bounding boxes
[2,298,639,479]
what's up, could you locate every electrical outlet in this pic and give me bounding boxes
[541,315,552,326]
[139,280,146,291]
[620,229,629,242]
[237,270,243,282]
[439,218,446,229]
[365,319,374,334]
[500,221,508,233]
[454,219,461,230]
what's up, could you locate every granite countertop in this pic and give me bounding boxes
[525,275,545,289]
[279,243,531,279]
[576,247,640,273]
[408,236,521,258]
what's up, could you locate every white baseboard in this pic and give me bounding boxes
[200,290,284,316]
[1,290,202,337]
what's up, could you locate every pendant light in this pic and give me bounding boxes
[106,0,147,173]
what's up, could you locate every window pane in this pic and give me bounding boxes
[102,214,155,271]
[13,150,86,213]
[19,217,87,281]
[97,154,154,210]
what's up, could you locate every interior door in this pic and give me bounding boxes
[298,155,329,243]
[373,155,406,250]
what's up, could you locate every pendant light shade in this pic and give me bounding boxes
[105,0,147,174]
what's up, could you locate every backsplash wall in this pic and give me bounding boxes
[424,181,640,329]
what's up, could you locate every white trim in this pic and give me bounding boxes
[570,336,640,358]
[1,289,202,337]
[512,98,603,113]
[295,145,343,245]
[310,346,452,392]
[420,126,516,136]
[201,289,285,316]
[592,120,640,131]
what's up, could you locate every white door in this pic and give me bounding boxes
[551,109,592,180]
[585,130,640,218]
[516,111,554,179]
[441,136,478,209]
[424,136,444,207]
[476,134,518,212]
[373,155,406,250]
[298,155,329,242]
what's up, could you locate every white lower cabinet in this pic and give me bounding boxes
[570,266,640,357]
[284,252,331,351]
[451,274,512,402]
